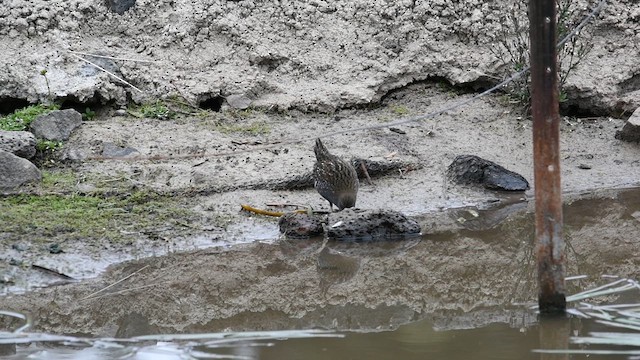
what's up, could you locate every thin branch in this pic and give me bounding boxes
[69,52,144,93]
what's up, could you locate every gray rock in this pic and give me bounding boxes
[615,108,640,143]
[278,212,324,238]
[0,149,41,191]
[102,142,140,158]
[30,109,82,141]
[226,94,252,110]
[326,209,421,241]
[0,130,36,158]
[278,209,421,240]
[106,0,136,14]
[59,146,91,162]
[447,155,530,191]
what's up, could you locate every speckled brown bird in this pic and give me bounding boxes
[313,138,359,211]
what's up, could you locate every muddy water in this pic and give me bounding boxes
[1,315,633,359]
[1,187,640,359]
[207,317,609,360]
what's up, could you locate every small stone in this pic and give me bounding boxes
[278,212,324,238]
[48,243,63,254]
[102,142,140,158]
[60,146,90,162]
[615,107,640,143]
[389,127,406,134]
[0,130,36,158]
[578,163,592,170]
[226,94,252,110]
[11,242,29,251]
[114,109,128,116]
[0,149,42,191]
[106,0,136,14]
[447,155,529,191]
[30,109,82,141]
[326,208,421,241]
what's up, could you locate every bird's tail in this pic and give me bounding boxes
[314,138,332,160]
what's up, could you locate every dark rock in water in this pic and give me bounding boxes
[278,212,324,238]
[0,130,36,159]
[447,155,529,191]
[0,149,41,191]
[278,209,421,241]
[30,109,82,141]
[615,108,640,143]
[106,0,136,14]
[326,209,421,241]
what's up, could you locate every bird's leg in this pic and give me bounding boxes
[360,162,373,185]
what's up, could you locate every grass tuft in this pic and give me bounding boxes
[0,104,60,131]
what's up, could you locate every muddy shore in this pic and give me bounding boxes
[1,0,640,337]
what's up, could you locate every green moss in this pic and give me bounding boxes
[0,190,210,243]
[0,104,60,131]
[36,140,63,152]
[216,121,271,135]
[390,104,409,116]
[127,100,175,120]
[0,195,119,239]
[41,170,78,190]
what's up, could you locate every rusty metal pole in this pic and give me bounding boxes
[529,0,566,314]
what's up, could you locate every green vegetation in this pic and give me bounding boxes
[224,108,256,119]
[36,140,63,152]
[0,189,207,243]
[127,100,175,120]
[33,140,65,167]
[0,104,60,131]
[489,0,594,108]
[40,69,53,101]
[390,104,409,116]
[2,170,230,243]
[83,107,96,121]
[41,170,78,190]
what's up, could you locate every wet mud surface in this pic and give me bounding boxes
[1,187,639,338]
[2,82,640,297]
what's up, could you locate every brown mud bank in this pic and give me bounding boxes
[2,77,640,296]
[2,80,640,297]
[1,187,639,336]
[0,0,639,340]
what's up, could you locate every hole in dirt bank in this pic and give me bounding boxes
[0,97,31,116]
[198,95,224,111]
[379,77,496,107]
[559,101,622,119]
[58,95,117,119]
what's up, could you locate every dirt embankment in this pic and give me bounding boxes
[0,0,638,113]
